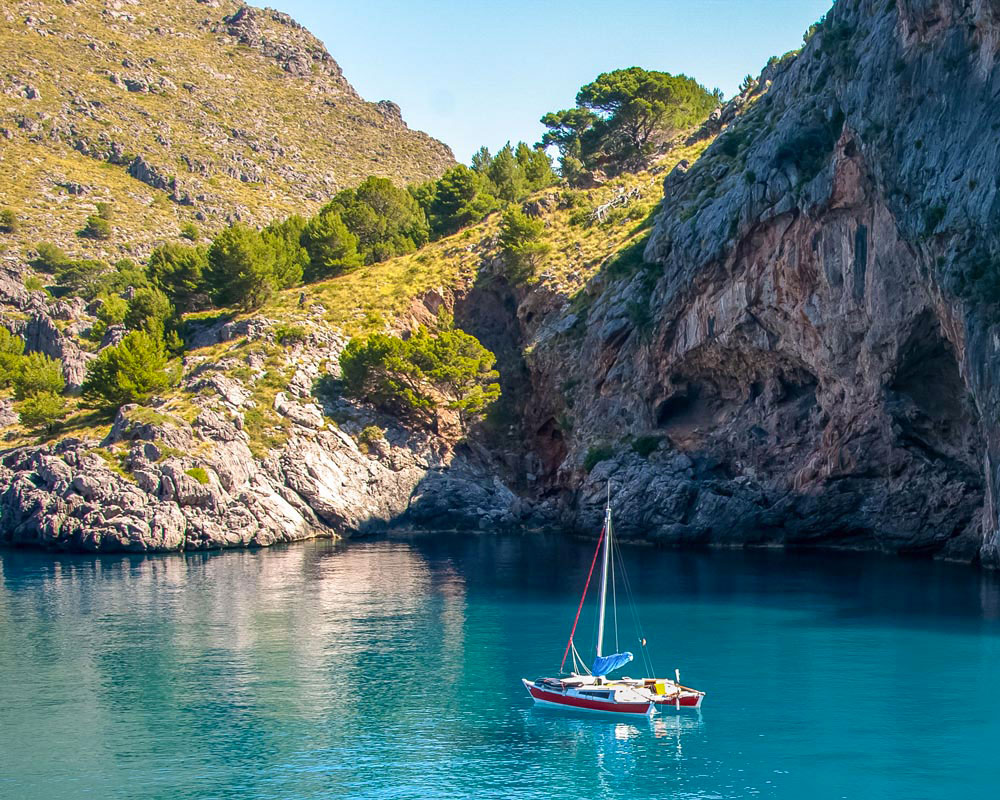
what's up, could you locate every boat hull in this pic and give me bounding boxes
[653,692,704,709]
[522,679,654,715]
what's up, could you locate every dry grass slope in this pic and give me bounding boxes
[0,0,454,262]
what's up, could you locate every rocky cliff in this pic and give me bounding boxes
[0,0,453,259]
[519,0,1000,566]
[4,0,1000,567]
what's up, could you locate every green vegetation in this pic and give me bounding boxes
[631,435,662,457]
[80,214,112,240]
[357,424,385,453]
[273,323,308,345]
[23,275,46,293]
[498,208,551,283]
[206,223,300,310]
[81,330,175,410]
[5,348,69,435]
[12,352,65,400]
[302,207,362,280]
[413,143,556,239]
[340,321,500,429]
[180,223,199,241]
[324,176,429,264]
[147,242,209,311]
[954,250,1000,308]
[0,327,26,387]
[414,164,498,239]
[773,110,844,182]
[124,287,174,339]
[185,466,210,485]
[18,392,69,435]
[34,242,72,272]
[542,67,719,177]
[584,444,615,472]
[0,208,18,234]
[91,447,134,482]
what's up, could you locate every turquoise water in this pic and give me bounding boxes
[2,535,1000,799]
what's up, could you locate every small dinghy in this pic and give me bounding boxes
[522,488,705,715]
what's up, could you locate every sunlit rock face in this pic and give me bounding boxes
[521,0,1000,564]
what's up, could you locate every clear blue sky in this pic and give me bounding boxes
[271,0,833,163]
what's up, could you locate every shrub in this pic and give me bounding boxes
[54,258,111,299]
[180,223,199,241]
[584,445,615,472]
[301,208,362,281]
[147,242,208,311]
[102,258,151,295]
[81,330,174,410]
[23,275,45,292]
[0,208,18,234]
[17,391,69,434]
[340,325,500,429]
[773,110,844,183]
[357,425,386,453]
[0,326,26,387]
[185,467,210,485]
[13,352,65,401]
[273,323,308,345]
[80,215,112,240]
[358,425,385,445]
[487,144,525,204]
[34,242,71,272]
[262,215,308,289]
[324,176,429,264]
[924,204,946,235]
[416,164,498,239]
[631,435,662,457]
[124,287,175,340]
[90,293,128,340]
[95,202,114,221]
[498,207,550,283]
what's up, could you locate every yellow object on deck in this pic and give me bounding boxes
[654,682,667,695]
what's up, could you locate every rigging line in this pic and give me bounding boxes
[613,531,655,676]
[571,640,592,676]
[559,525,606,673]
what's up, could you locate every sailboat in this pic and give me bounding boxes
[522,489,705,715]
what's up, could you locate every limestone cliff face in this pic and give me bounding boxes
[522,0,1000,564]
[0,310,517,552]
[6,0,1000,564]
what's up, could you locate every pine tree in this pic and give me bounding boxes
[81,331,174,410]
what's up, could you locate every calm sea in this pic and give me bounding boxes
[1,534,999,799]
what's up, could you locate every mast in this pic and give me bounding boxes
[596,483,611,657]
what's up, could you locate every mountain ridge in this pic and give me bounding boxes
[0,0,454,261]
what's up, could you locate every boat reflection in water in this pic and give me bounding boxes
[522,702,705,789]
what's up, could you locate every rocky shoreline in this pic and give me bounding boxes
[4,0,1000,566]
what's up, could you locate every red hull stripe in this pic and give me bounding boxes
[653,695,702,707]
[528,685,651,714]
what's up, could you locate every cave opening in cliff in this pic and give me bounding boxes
[887,311,981,472]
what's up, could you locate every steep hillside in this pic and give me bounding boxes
[0,0,453,260]
[0,135,707,551]
[6,0,1000,570]
[521,0,1000,566]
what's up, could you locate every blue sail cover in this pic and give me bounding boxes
[591,651,633,676]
